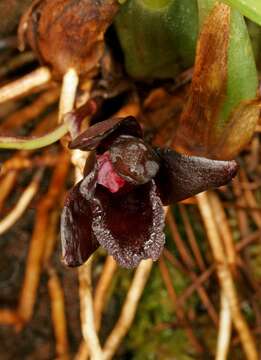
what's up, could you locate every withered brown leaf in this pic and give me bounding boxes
[18,0,119,78]
[174,3,230,157]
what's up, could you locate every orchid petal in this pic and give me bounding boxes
[69,116,142,152]
[155,148,238,204]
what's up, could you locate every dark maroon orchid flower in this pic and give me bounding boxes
[61,116,238,268]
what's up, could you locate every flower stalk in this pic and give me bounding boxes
[0,123,68,150]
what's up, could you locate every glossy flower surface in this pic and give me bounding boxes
[61,116,238,268]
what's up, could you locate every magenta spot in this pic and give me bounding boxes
[97,152,126,193]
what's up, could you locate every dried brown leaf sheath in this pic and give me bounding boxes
[174,4,230,155]
[18,0,119,78]
[0,0,32,36]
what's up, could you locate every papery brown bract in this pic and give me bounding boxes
[174,4,230,156]
[18,0,119,78]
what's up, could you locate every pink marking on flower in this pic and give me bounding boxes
[97,152,126,193]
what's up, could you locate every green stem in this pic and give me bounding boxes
[222,0,261,25]
[0,123,68,150]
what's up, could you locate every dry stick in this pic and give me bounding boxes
[179,204,206,271]
[43,195,69,360]
[94,256,118,330]
[1,153,59,175]
[232,177,251,237]
[163,248,188,274]
[1,87,60,131]
[75,256,118,360]
[216,291,232,360]
[18,151,70,323]
[48,268,70,360]
[0,67,51,104]
[177,266,215,306]
[166,210,195,269]
[0,309,22,327]
[164,223,257,303]
[78,258,104,360]
[240,170,261,228]
[158,257,204,354]
[167,209,219,326]
[0,112,58,212]
[208,191,237,268]
[0,171,17,211]
[102,259,153,360]
[197,191,258,360]
[236,230,261,252]
[74,344,89,360]
[43,204,69,359]
[43,209,61,265]
[0,171,41,235]
[0,51,36,78]
[223,203,261,212]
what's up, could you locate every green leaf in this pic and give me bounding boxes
[222,0,261,26]
[114,0,198,79]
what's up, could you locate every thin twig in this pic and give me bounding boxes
[159,257,204,353]
[166,209,218,326]
[75,256,118,360]
[0,52,36,78]
[166,210,195,270]
[240,170,261,228]
[0,309,22,327]
[48,267,70,360]
[0,171,41,235]
[0,67,51,104]
[78,258,104,360]
[176,266,215,306]
[216,291,232,360]
[102,260,153,360]
[179,204,206,271]
[18,151,70,323]
[94,256,118,330]
[208,191,237,267]
[2,88,59,131]
[197,191,258,360]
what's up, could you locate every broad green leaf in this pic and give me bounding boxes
[114,0,198,79]
[222,0,261,26]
